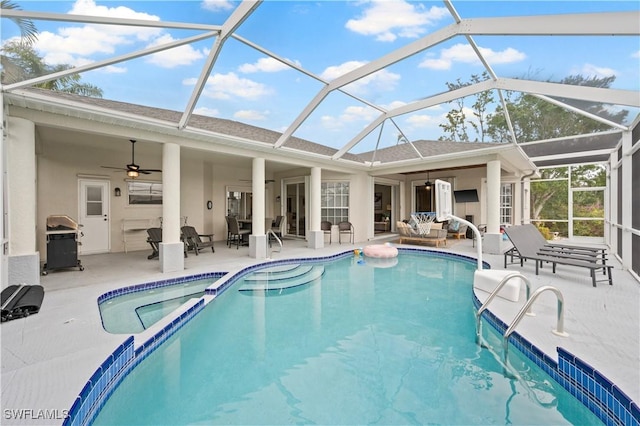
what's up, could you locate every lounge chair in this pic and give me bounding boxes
[503,225,612,287]
[1,284,45,322]
[146,227,162,259]
[397,221,447,247]
[181,226,215,255]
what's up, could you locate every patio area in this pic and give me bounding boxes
[1,236,638,425]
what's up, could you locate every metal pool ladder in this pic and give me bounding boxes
[475,272,533,344]
[502,285,569,363]
[475,273,568,363]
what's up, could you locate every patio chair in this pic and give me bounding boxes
[228,216,250,249]
[271,215,284,239]
[181,226,215,255]
[146,227,162,259]
[446,219,468,239]
[503,225,612,287]
[338,221,354,244]
[321,221,332,244]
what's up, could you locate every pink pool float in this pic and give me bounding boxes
[363,243,399,259]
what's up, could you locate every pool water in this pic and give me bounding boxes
[99,278,218,334]
[94,253,600,425]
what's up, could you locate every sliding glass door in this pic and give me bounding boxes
[285,181,306,238]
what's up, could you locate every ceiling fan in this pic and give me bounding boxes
[101,139,161,178]
[240,179,275,184]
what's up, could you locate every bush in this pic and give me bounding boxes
[536,223,553,240]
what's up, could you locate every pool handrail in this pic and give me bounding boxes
[447,214,483,270]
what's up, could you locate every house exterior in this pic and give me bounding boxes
[3,88,537,285]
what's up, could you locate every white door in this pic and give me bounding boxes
[78,179,110,254]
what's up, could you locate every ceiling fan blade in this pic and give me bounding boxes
[139,168,162,173]
[239,179,275,183]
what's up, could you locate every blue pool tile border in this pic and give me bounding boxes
[64,299,205,426]
[97,271,226,304]
[66,249,635,426]
[474,294,639,426]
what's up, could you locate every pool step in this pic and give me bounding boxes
[244,264,314,282]
[238,264,324,292]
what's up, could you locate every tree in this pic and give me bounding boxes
[1,0,38,45]
[1,41,103,97]
[438,72,495,142]
[486,75,628,143]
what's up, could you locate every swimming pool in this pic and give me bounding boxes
[91,251,600,425]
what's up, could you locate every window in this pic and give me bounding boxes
[321,182,349,224]
[500,183,513,225]
[227,190,252,219]
[128,181,162,205]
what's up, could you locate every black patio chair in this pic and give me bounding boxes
[337,221,354,244]
[181,226,215,255]
[227,216,250,249]
[321,221,332,244]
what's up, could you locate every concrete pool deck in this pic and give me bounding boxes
[1,236,638,425]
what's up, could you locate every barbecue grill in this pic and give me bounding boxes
[42,215,84,275]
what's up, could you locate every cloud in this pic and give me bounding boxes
[201,0,234,12]
[238,57,301,73]
[185,72,273,100]
[632,50,640,59]
[194,107,220,117]
[32,0,163,66]
[405,113,441,128]
[145,34,207,68]
[234,110,269,121]
[69,0,162,42]
[346,0,448,42]
[321,60,400,95]
[320,104,380,131]
[104,65,127,74]
[577,63,618,78]
[419,43,526,70]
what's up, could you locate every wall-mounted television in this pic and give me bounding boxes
[453,189,479,203]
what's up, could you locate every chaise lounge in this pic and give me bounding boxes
[503,224,612,287]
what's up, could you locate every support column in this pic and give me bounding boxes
[6,117,40,287]
[620,130,632,270]
[308,167,323,249]
[484,159,503,254]
[250,157,267,259]
[160,142,184,273]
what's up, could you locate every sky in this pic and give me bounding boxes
[2,0,639,154]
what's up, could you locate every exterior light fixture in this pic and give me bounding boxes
[114,187,121,197]
[424,172,432,190]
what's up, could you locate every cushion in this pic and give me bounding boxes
[449,220,460,231]
[431,222,443,230]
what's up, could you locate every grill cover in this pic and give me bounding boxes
[46,215,80,231]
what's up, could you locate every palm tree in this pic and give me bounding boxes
[1,0,38,45]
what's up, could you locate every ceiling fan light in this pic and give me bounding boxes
[127,170,139,178]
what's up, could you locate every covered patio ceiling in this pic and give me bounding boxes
[2,0,639,169]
